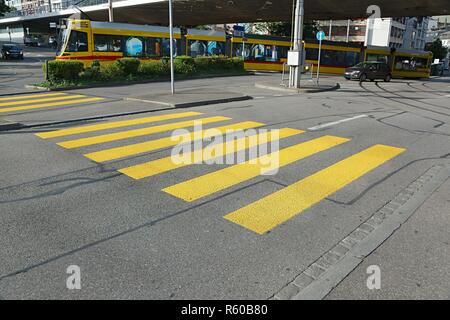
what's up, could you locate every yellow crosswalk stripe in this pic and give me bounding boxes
[163,135,350,202]
[119,127,303,179]
[0,94,86,107]
[36,111,203,139]
[0,97,105,113]
[87,121,270,163]
[0,92,67,102]
[223,144,406,234]
[57,116,232,149]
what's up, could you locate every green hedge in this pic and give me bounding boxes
[44,60,84,82]
[44,56,245,84]
[139,60,170,77]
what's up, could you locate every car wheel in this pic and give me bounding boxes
[384,74,392,82]
[370,78,375,82]
[359,73,367,82]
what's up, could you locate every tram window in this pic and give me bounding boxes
[110,36,122,52]
[189,40,225,57]
[189,40,207,57]
[145,37,162,57]
[305,48,319,61]
[94,35,109,52]
[251,44,265,60]
[94,35,123,53]
[124,36,144,57]
[395,56,429,71]
[207,41,225,56]
[278,46,289,59]
[321,50,340,66]
[345,51,360,66]
[161,38,177,57]
[367,53,388,63]
[67,31,88,52]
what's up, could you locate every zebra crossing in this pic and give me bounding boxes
[0,92,104,114]
[34,110,406,234]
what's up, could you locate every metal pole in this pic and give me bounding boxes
[108,0,114,22]
[346,19,350,42]
[329,19,332,40]
[316,38,322,85]
[168,0,175,94]
[289,0,304,88]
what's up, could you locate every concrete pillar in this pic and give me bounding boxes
[288,0,304,88]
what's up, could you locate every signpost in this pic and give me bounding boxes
[316,31,325,85]
[168,0,175,94]
[233,25,246,58]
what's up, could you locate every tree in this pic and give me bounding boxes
[0,0,10,17]
[426,39,449,61]
[252,21,319,40]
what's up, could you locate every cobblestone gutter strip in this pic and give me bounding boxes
[272,164,450,300]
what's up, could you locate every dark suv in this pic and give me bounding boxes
[1,44,24,60]
[344,62,392,82]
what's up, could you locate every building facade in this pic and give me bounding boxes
[317,17,430,50]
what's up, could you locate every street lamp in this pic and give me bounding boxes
[6,26,11,42]
[168,0,175,94]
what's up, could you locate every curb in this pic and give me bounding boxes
[0,120,24,132]
[125,95,253,109]
[25,72,253,92]
[272,164,450,300]
[0,107,175,131]
[255,82,340,94]
[0,90,50,97]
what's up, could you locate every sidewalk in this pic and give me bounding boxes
[255,74,341,93]
[326,165,450,300]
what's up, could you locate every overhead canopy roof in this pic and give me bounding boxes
[1,0,449,27]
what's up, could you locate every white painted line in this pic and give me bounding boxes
[308,114,368,131]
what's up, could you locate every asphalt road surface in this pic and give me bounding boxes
[0,50,449,299]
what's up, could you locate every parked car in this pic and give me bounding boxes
[344,61,392,82]
[1,44,24,60]
[24,35,40,47]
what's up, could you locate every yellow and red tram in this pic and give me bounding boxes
[55,19,432,78]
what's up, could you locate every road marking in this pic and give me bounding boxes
[163,135,350,202]
[308,115,368,131]
[0,97,104,113]
[223,144,405,234]
[86,121,268,163]
[0,92,67,102]
[36,111,203,139]
[57,116,232,149]
[119,128,303,179]
[0,94,86,107]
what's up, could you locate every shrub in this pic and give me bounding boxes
[175,55,195,66]
[80,60,102,81]
[139,60,170,77]
[101,62,124,80]
[193,56,214,71]
[115,58,141,76]
[44,60,84,82]
[230,57,244,71]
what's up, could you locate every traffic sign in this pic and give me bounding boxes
[233,25,245,38]
[316,31,325,41]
